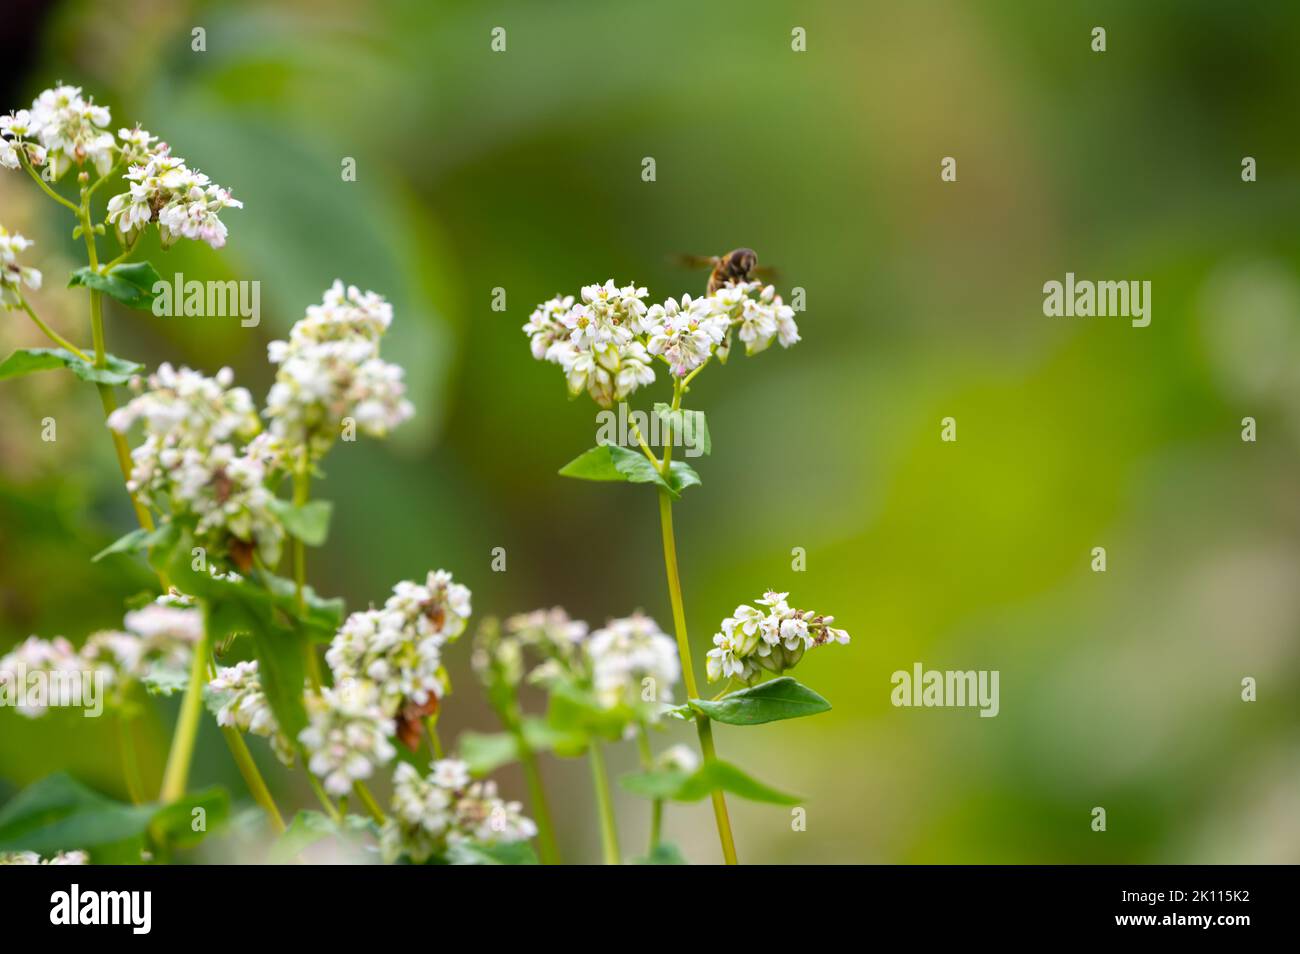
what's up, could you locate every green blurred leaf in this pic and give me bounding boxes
[459,731,519,776]
[446,840,538,865]
[633,841,688,865]
[141,664,189,697]
[619,768,689,800]
[0,347,142,385]
[68,262,163,311]
[268,498,333,547]
[0,774,226,860]
[689,677,830,725]
[676,760,801,805]
[91,526,169,563]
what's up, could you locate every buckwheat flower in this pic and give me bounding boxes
[264,283,412,459]
[298,682,397,797]
[80,594,202,692]
[115,125,157,164]
[585,612,680,712]
[577,279,650,343]
[1,110,48,171]
[655,743,700,775]
[205,660,295,765]
[27,84,115,180]
[327,570,472,719]
[0,850,88,865]
[380,760,536,864]
[0,636,82,717]
[475,607,588,691]
[707,591,849,684]
[107,146,241,249]
[522,295,574,360]
[645,295,729,377]
[0,226,42,306]
[549,338,655,407]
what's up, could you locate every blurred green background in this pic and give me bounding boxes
[2,0,1298,863]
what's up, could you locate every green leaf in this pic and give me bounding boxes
[666,460,702,494]
[676,760,801,806]
[269,810,335,863]
[545,679,628,742]
[268,498,333,547]
[689,677,831,726]
[0,347,142,385]
[619,768,690,800]
[91,525,170,563]
[459,732,519,776]
[68,261,163,311]
[150,787,229,848]
[141,664,189,697]
[653,403,711,457]
[558,444,685,498]
[446,840,539,865]
[633,841,688,865]
[0,774,227,861]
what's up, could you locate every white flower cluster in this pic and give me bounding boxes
[0,850,89,865]
[706,591,850,684]
[107,143,243,250]
[265,281,414,460]
[524,279,799,406]
[2,84,242,248]
[205,660,294,765]
[0,84,111,179]
[655,743,701,775]
[326,570,472,719]
[380,759,537,864]
[586,612,680,711]
[473,606,589,690]
[1,597,202,717]
[107,364,282,570]
[0,225,42,306]
[298,682,397,797]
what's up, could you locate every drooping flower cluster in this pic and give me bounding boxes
[524,278,799,406]
[706,591,850,685]
[0,850,89,865]
[379,759,537,864]
[264,281,414,460]
[586,612,680,712]
[107,364,281,570]
[2,84,242,248]
[0,597,201,717]
[297,682,397,797]
[205,660,295,765]
[0,226,42,306]
[326,570,472,723]
[107,143,243,250]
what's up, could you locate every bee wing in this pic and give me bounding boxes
[751,264,780,282]
[672,253,719,270]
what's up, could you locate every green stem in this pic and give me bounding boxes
[16,297,90,360]
[118,711,146,805]
[353,781,386,824]
[304,767,342,823]
[292,461,323,689]
[425,715,443,759]
[588,741,620,865]
[159,616,212,802]
[19,152,79,213]
[635,723,661,854]
[514,724,561,864]
[220,725,287,834]
[656,487,738,865]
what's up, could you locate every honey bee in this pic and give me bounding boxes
[676,248,778,295]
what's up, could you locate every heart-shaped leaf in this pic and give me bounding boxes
[690,677,831,725]
[0,347,142,385]
[68,261,163,311]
